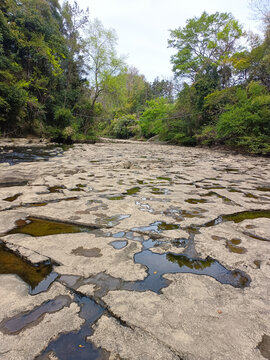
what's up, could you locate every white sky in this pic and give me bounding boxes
[79,0,261,81]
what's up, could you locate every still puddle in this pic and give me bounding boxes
[202,191,235,205]
[106,186,141,200]
[0,180,28,188]
[37,293,108,360]
[131,221,180,233]
[244,193,258,199]
[0,146,66,165]
[224,168,239,173]
[185,198,208,204]
[3,193,22,202]
[203,184,226,190]
[71,186,85,192]
[164,207,207,220]
[24,202,48,207]
[83,247,250,297]
[48,185,66,193]
[109,241,128,249]
[205,209,270,227]
[0,295,70,334]
[6,217,98,237]
[156,176,172,182]
[125,186,140,195]
[151,187,170,195]
[108,195,124,200]
[135,250,250,289]
[95,214,130,228]
[0,243,57,294]
[256,187,270,192]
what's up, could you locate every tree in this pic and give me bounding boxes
[83,18,125,133]
[0,0,66,134]
[249,0,270,28]
[139,98,174,138]
[61,1,89,107]
[168,12,244,87]
[149,77,174,102]
[216,81,270,154]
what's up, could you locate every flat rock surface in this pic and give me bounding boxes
[0,139,269,359]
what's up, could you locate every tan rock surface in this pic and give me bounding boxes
[0,139,269,359]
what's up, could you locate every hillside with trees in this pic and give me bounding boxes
[0,0,269,154]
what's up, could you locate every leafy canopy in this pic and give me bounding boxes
[168,12,244,83]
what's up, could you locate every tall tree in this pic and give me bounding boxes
[168,12,244,87]
[61,1,89,107]
[83,18,125,133]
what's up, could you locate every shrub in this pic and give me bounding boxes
[54,107,74,128]
[195,125,217,146]
[139,98,174,138]
[111,114,140,139]
[171,133,196,146]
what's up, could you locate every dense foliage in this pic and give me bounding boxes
[164,8,270,155]
[0,0,269,154]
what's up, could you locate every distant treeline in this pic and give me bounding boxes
[0,0,269,154]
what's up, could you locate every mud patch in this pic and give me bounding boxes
[225,239,247,254]
[72,247,102,258]
[257,334,270,359]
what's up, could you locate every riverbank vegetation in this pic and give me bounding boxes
[0,0,269,154]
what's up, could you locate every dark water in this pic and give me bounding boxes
[131,221,180,233]
[0,146,67,165]
[37,293,108,360]
[0,243,56,294]
[1,296,70,334]
[109,240,128,249]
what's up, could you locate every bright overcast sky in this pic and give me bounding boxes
[78,0,261,82]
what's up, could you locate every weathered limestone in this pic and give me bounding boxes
[0,139,269,359]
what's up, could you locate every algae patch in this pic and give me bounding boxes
[7,217,97,237]
[225,239,247,254]
[0,243,56,293]
[3,193,22,202]
[205,209,270,227]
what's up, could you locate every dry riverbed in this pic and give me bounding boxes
[0,138,269,360]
